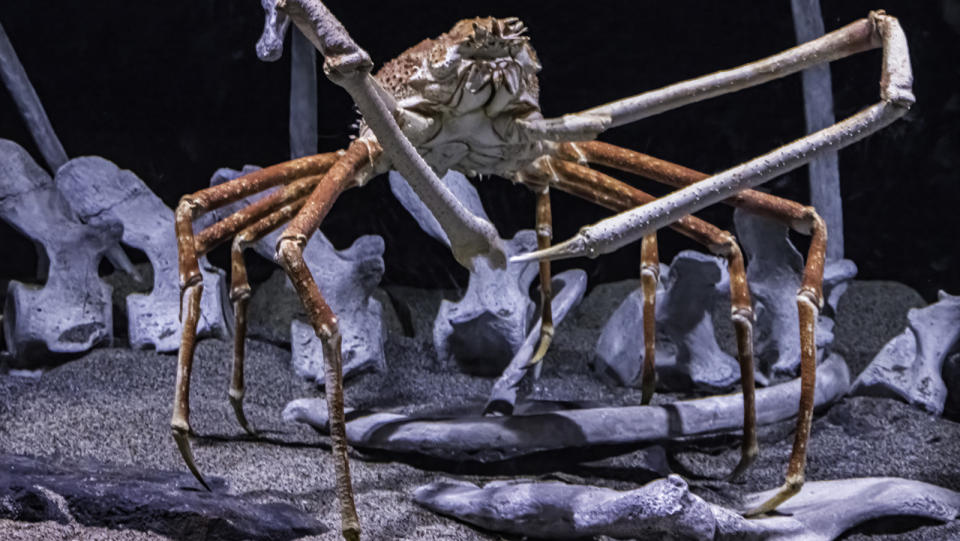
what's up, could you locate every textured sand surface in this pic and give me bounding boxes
[1,280,957,540]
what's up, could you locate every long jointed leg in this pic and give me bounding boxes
[558,141,827,507]
[514,11,910,261]
[524,156,758,474]
[529,188,554,368]
[228,196,310,435]
[279,0,506,269]
[639,233,658,405]
[275,139,381,541]
[173,152,337,490]
[519,11,912,141]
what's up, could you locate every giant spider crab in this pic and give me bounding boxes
[172,1,913,539]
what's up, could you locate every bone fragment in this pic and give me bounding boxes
[0,20,67,172]
[284,354,849,463]
[0,140,115,363]
[484,269,587,414]
[735,209,836,378]
[208,167,386,384]
[595,251,741,391]
[415,474,960,540]
[55,157,233,351]
[390,170,542,375]
[289,29,318,159]
[851,291,960,415]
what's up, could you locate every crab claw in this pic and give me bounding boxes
[173,426,211,491]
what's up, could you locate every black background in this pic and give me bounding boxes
[1,1,957,300]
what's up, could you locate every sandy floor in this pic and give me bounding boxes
[1,280,958,540]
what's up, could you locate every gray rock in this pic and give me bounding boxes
[851,291,960,415]
[56,157,232,352]
[0,453,326,540]
[255,0,290,62]
[208,167,387,384]
[595,251,741,392]
[284,354,849,463]
[735,208,835,378]
[391,169,542,376]
[0,140,116,364]
[485,269,588,414]
[415,474,960,540]
[415,475,717,540]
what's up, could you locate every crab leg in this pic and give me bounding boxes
[228,195,311,435]
[638,233,659,405]
[274,139,381,541]
[173,152,340,490]
[275,0,506,270]
[529,188,554,367]
[561,142,835,486]
[519,11,911,142]
[523,157,758,475]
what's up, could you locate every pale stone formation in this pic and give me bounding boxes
[56,157,232,351]
[390,170,542,376]
[207,167,387,384]
[0,140,115,363]
[283,354,849,463]
[485,269,588,414]
[595,251,741,392]
[852,291,960,415]
[734,209,838,378]
[415,475,960,540]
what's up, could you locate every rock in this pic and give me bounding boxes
[56,156,233,352]
[595,251,741,392]
[415,475,717,540]
[415,474,960,540]
[484,269,588,414]
[391,169,542,376]
[284,354,849,464]
[0,140,116,364]
[851,291,960,415]
[207,166,387,385]
[735,208,835,378]
[0,453,326,540]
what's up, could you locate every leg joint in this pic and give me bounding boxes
[276,234,308,271]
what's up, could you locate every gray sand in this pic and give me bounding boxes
[1,280,958,540]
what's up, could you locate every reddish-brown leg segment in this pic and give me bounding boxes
[562,140,827,508]
[228,196,310,435]
[172,153,338,490]
[523,155,759,475]
[275,139,381,541]
[530,188,554,367]
[171,153,337,490]
[639,233,659,405]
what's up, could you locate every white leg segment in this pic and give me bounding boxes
[513,11,912,263]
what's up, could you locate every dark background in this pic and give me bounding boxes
[1,1,957,300]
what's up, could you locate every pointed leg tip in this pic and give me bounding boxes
[342,525,361,541]
[742,480,801,518]
[726,449,758,482]
[230,395,257,437]
[172,427,211,491]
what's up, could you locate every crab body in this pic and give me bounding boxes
[369,17,546,178]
